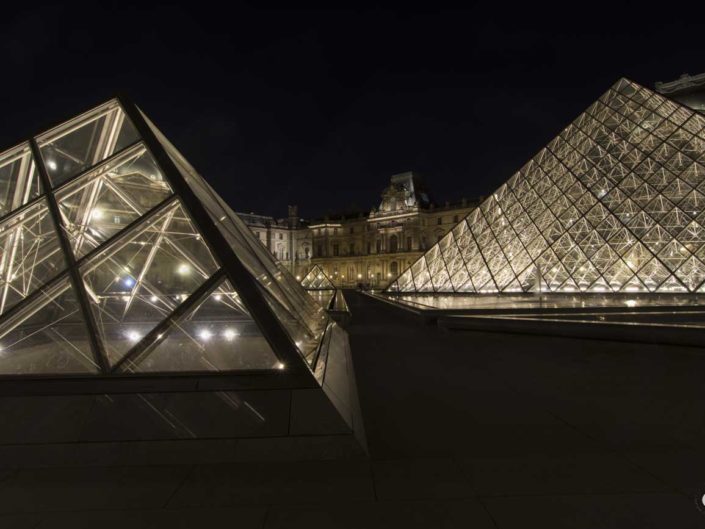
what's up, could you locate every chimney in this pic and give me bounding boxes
[288,205,299,228]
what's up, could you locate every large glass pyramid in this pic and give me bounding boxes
[0,99,330,376]
[388,78,705,295]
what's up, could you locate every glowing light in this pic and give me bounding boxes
[46,160,57,171]
[177,263,191,275]
[91,208,104,220]
[121,295,130,302]
[123,276,135,287]
[126,330,141,342]
[625,299,637,308]
[296,275,301,280]
[198,329,212,341]
[276,362,285,370]
[223,328,238,341]
[214,294,222,301]
[357,274,362,279]
[150,295,158,303]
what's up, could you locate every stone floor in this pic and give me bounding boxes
[3,290,705,528]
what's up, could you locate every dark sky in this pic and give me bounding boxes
[1,5,703,218]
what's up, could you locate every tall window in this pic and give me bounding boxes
[376,239,381,253]
[333,244,339,256]
[437,217,442,225]
[367,242,371,254]
[406,237,412,250]
[389,235,398,253]
[349,242,355,255]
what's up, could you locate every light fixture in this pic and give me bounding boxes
[46,160,57,171]
[276,362,285,370]
[150,295,158,303]
[198,329,212,341]
[223,328,238,341]
[126,330,141,342]
[91,208,104,220]
[214,294,222,301]
[177,263,191,275]
[123,276,135,287]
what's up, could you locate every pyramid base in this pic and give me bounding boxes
[0,325,366,466]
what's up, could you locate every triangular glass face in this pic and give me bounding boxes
[0,199,66,316]
[79,201,219,366]
[0,277,98,374]
[122,279,279,373]
[139,110,329,361]
[0,143,41,219]
[301,265,335,290]
[0,98,345,379]
[388,78,705,294]
[37,100,140,188]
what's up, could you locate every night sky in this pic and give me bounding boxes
[1,5,703,219]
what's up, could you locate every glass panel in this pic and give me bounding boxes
[125,279,279,373]
[0,278,98,374]
[80,202,219,366]
[0,200,66,316]
[0,143,41,219]
[37,100,139,187]
[55,144,173,257]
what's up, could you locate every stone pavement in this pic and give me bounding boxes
[2,290,705,528]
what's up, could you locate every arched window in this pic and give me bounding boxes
[390,261,398,276]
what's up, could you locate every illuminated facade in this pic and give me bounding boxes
[240,172,480,288]
[389,78,705,294]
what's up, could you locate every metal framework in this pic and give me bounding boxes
[389,78,705,295]
[0,99,329,381]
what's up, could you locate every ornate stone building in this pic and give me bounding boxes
[237,172,480,288]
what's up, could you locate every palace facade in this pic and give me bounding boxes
[237,172,481,288]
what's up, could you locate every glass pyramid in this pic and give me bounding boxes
[301,265,335,290]
[388,78,705,295]
[0,99,329,376]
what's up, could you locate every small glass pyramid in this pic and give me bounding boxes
[0,99,329,376]
[301,265,335,290]
[388,78,705,295]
